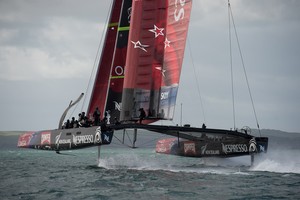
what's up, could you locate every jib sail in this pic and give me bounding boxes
[120,0,192,123]
[104,0,132,123]
[87,0,123,119]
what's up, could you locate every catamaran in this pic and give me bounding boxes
[17,0,268,163]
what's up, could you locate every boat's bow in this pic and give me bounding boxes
[17,126,113,151]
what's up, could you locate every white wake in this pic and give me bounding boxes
[251,149,300,174]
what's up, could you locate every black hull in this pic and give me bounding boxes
[17,126,114,151]
[156,137,268,158]
[111,124,268,158]
[17,123,268,159]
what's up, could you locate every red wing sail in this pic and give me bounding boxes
[104,0,132,123]
[87,0,123,119]
[120,0,192,123]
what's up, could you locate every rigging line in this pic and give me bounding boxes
[113,128,134,146]
[125,129,133,145]
[228,0,236,130]
[112,134,132,148]
[187,37,206,124]
[228,2,261,136]
[80,0,114,112]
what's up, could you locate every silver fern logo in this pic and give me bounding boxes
[201,144,207,155]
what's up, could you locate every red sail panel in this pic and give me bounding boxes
[104,0,132,123]
[121,0,192,123]
[121,0,167,122]
[159,0,192,119]
[87,0,123,119]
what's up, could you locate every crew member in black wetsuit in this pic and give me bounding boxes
[93,107,101,126]
[114,117,120,125]
[139,108,146,124]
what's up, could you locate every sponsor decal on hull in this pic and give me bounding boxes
[102,133,111,143]
[41,132,51,145]
[259,145,265,152]
[184,141,196,156]
[200,144,220,155]
[222,143,248,154]
[249,138,257,153]
[55,132,72,149]
[204,150,220,155]
[156,138,177,153]
[73,135,94,146]
[17,132,34,147]
[94,127,102,144]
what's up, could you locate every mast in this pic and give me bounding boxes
[228,0,261,133]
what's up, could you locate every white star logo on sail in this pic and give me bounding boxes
[149,25,164,38]
[164,38,171,49]
[131,40,149,52]
[155,67,166,77]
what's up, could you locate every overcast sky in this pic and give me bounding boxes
[0,0,299,133]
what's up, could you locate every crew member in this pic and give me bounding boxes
[139,108,146,124]
[93,107,101,126]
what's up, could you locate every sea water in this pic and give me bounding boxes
[0,134,299,200]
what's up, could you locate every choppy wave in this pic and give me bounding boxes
[1,129,300,199]
[1,147,300,199]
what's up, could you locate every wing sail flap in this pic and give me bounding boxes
[120,0,192,123]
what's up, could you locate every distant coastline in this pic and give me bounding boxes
[0,131,26,136]
[1,129,299,137]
